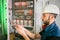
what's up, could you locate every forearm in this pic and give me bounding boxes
[15,24,41,39]
[18,30,30,40]
[22,34,30,40]
[24,29,41,39]
[24,28,35,39]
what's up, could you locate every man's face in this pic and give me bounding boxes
[41,13,50,25]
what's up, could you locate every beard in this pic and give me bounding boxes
[42,19,49,25]
[43,21,49,25]
[42,16,50,25]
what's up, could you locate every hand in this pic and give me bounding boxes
[15,25,25,35]
[15,24,30,40]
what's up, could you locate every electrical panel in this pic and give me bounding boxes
[12,0,34,40]
[12,0,34,31]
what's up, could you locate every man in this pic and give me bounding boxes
[14,4,60,40]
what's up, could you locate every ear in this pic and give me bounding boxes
[50,15,54,19]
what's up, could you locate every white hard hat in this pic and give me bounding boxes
[43,4,60,15]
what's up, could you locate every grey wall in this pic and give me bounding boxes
[34,0,49,33]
